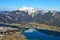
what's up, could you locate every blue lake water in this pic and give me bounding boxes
[22,28,60,40]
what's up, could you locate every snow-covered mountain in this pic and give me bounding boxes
[18,7,57,17]
[19,7,38,17]
[0,7,60,26]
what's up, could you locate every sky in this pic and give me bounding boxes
[0,0,60,11]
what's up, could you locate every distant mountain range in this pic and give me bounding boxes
[0,7,60,26]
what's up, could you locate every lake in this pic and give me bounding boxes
[22,28,60,40]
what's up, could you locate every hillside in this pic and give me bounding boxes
[0,22,60,32]
[0,8,60,27]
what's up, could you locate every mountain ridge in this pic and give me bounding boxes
[0,7,60,26]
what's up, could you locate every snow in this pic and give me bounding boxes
[24,28,37,32]
[0,34,5,36]
[0,27,4,30]
[19,7,37,17]
[18,7,56,17]
[19,7,34,11]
